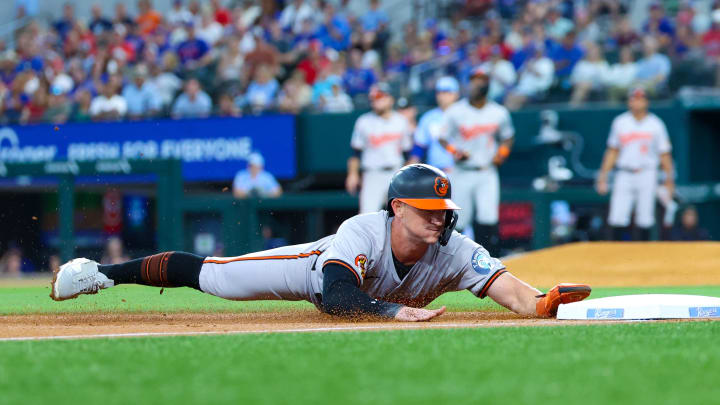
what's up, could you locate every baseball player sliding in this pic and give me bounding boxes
[438,67,514,256]
[51,164,590,321]
[596,87,675,240]
[346,82,413,213]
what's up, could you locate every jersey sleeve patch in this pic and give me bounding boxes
[471,247,493,275]
[354,254,368,279]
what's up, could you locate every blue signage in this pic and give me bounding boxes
[689,307,720,318]
[0,115,296,181]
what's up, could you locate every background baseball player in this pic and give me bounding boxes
[596,87,675,241]
[409,76,459,172]
[50,164,590,321]
[438,67,515,256]
[346,82,413,214]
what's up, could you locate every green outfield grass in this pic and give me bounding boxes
[2,285,719,404]
[1,284,720,315]
[1,321,718,405]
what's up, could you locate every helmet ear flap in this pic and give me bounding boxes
[439,211,458,246]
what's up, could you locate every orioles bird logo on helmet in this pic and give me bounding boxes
[434,177,449,197]
[355,254,368,278]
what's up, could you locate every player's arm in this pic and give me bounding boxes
[485,271,542,316]
[322,263,445,321]
[660,152,674,196]
[345,152,361,194]
[486,272,591,318]
[492,137,514,166]
[595,147,619,195]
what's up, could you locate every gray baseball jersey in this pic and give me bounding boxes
[439,99,514,168]
[199,211,507,309]
[351,111,413,170]
[607,111,671,170]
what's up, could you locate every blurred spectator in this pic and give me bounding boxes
[197,10,224,46]
[612,18,640,50]
[101,236,131,265]
[669,206,710,241]
[0,246,22,275]
[216,36,244,86]
[278,69,311,113]
[643,2,675,49]
[216,92,241,117]
[53,3,76,39]
[606,46,638,102]
[320,80,354,113]
[149,53,182,109]
[344,48,376,97]
[172,77,212,118]
[211,0,231,26]
[546,6,574,41]
[550,30,584,88]
[167,0,193,26]
[506,43,554,110]
[703,10,720,85]
[176,23,211,72]
[279,0,314,35]
[44,85,72,124]
[316,2,351,51]
[232,153,282,198]
[480,45,517,102]
[114,3,135,27]
[137,0,162,36]
[21,81,48,124]
[296,40,330,85]
[237,63,278,113]
[122,64,160,119]
[70,89,93,122]
[90,78,127,121]
[569,42,609,106]
[362,0,389,33]
[89,4,113,36]
[244,27,279,80]
[634,36,671,96]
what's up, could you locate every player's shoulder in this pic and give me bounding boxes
[438,231,481,256]
[613,111,633,124]
[419,107,442,122]
[445,98,469,115]
[338,210,390,237]
[356,111,377,123]
[486,100,511,116]
[437,232,502,274]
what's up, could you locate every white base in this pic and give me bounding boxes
[557,294,720,320]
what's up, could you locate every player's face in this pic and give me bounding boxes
[398,203,447,244]
[371,94,393,113]
[628,95,648,113]
[436,91,457,108]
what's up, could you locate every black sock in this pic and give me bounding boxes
[636,227,651,241]
[612,226,628,241]
[98,252,205,290]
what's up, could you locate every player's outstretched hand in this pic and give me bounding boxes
[394,305,446,322]
[536,283,591,318]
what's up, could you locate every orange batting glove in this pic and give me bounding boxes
[536,283,592,318]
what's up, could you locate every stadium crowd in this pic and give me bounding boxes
[0,0,719,124]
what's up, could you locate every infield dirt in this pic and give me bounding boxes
[2,242,718,340]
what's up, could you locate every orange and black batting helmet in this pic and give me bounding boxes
[386,164,460,245]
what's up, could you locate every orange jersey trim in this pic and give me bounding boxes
[323,259,361,286]
[203,250,323,264]
[396,198,461,210]
[479,269,508,298]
